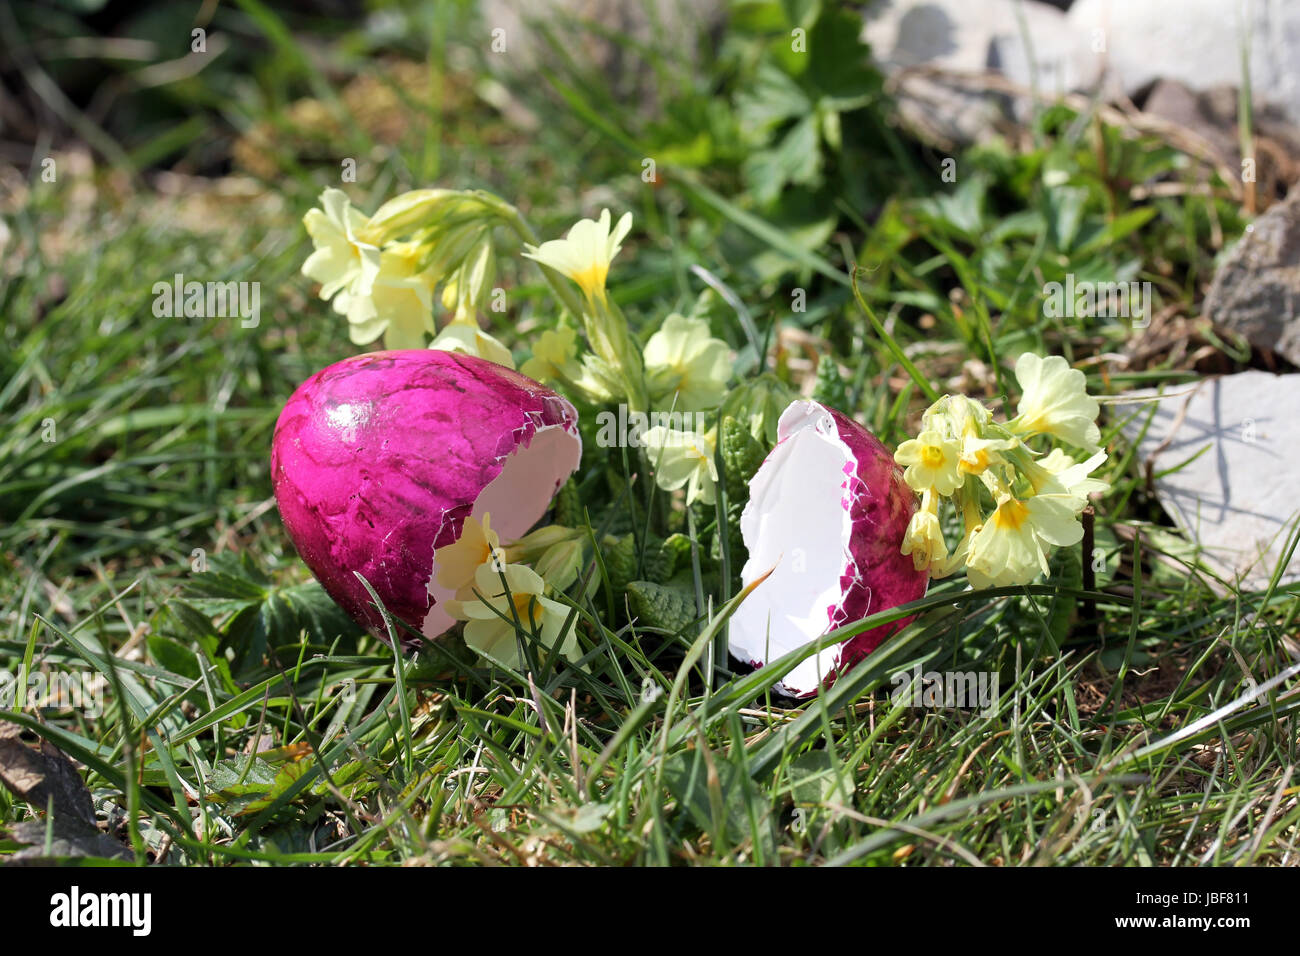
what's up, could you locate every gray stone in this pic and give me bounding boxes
[1068,0,1300,128]
[1203,190,1300,365]
[861,0,1300,149]
[861,0,1081,145]
[863,0,1000,72]
[987,0,1080,99]
[1112,372,1300,590]
[885,73,1011,150]
[1142,79,1300,196]
[863,0,1077,86]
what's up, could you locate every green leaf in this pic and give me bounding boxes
[995,547,1082,655]
[1045,546,1083,652]
[819,104,842,153]
[788,751,850,805]
[183,553,269,608]
[627,580,698,634]
[206,752,380,816]
[662,534,694,574]
[663,748,771,843]
[807,9,880,100]
[810,356,850,411]
[1073,206,1158,257]
[918,172,990,238]
[563,801,613,834]
[737,60,811,135]
[718,415,766,583]
[604,533,639,596]
[553,478,583,528]
[780,0,821,29]
[185,554,358,672]
[1043,185,1089,252]
[145,634,201,680]
[721,415,766,505]
[209,756,279,796]
[720,374,797,446]
[674,172,848,286]
[642,536,678,585]
[743,113,822,207]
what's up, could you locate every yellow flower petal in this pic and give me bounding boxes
[429,321,515,368]
[894,429,962,495]
[1011,353,1101,451]
[522,209,632,302]
[642,425,718,505]
[644,315,732,412]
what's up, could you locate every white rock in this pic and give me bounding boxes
[864,0,1073,82]
[988,0,1080,96]
[861,0,1080,132]
[1112,371,1300,590]
[1068,0,1300,126]
[862,0,999,72]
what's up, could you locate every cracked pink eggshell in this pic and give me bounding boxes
[271,350,581,642]
[730,400,928,697]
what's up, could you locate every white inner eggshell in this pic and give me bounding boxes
[729,401,854,695]
[423,424,582,638]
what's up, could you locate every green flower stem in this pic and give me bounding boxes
[685,505,711,692]
[470,191,587,316]
[593,297,648,413]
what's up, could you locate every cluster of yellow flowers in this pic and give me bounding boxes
[431,513,586,670]
[302,188,514,360]
[522,213,732,505]
[518,211,731,439]
[302,187,734,508]
[893,353,1109,588]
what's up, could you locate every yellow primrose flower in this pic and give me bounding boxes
[1022,448,1110,501]
[641,425,719,506]
[440,279,460,314]
[429,320,515,369]
[901,490,948,572]
[644,314,732,412]
[573,354,626,403]
[894,428,962,495]
[434,513,503,601]
[919,395,1013,478]
[1038,447,1076,474]
[503,524,577,561]
[520,326,583,383]
[447,562,581,670]
[335,242,434,349]
[302,188,380,301]
[921,393,989,437]
[957,432,1017,477]
[964,497,1046,588]
[522,208,632,303]
[965,492,1085,588]
[1009,353,1101,451]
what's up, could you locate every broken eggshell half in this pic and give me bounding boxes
[271,350,582,642]
[730,399,929,697]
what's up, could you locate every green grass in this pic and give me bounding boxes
[1,0,1297,866]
